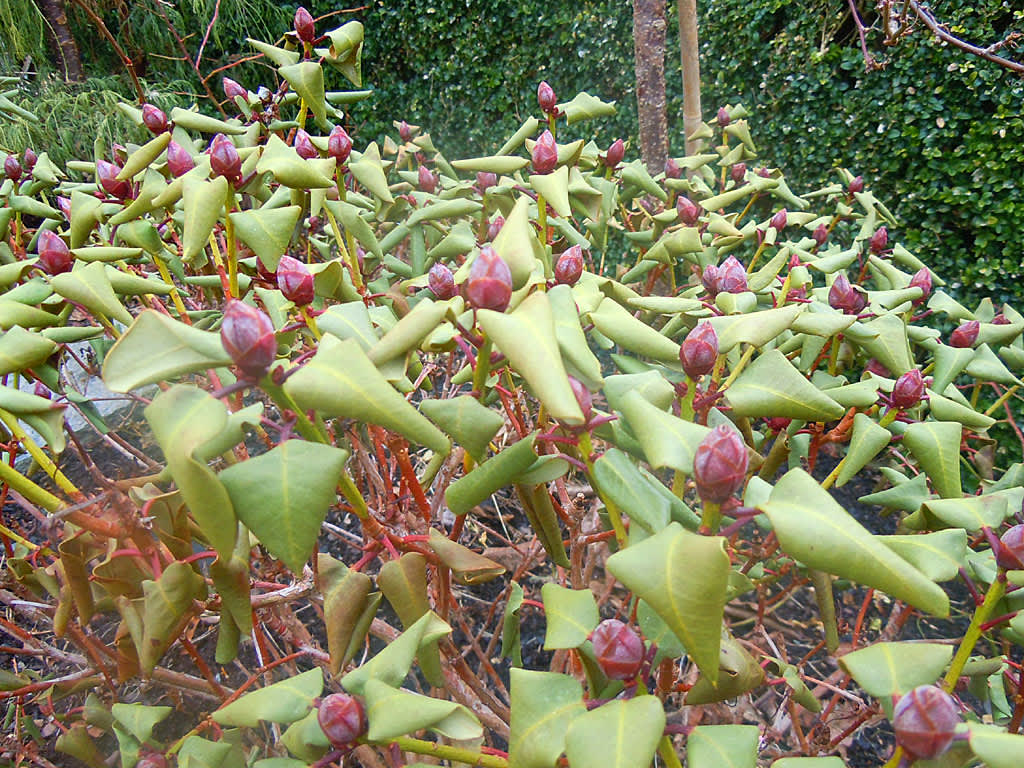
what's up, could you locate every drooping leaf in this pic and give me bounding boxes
[902,421,963,499]
[213,667,323,727]
[564,696,664,768]
[446,433,537,516]
[50,262,133,326]
[0,326,57,376]
[181,176,229,264]
[139,561,207,674]
[363,679,482,742]
[967,723,1024,768]
[0,385,67,453]
[556,91,617,124]
[549,283,603,389]
[349,142,394,203]
[707,305,802,353]
[378,553,443,687]
[836,414,891,487]
[508,669,585,768]
[257,134,333,188]
[725,350,845,422]
[618,390,710,474]
[421,395,504,462]
[540,584,599,650]
[317,554,374,674]
[341,612,451,696]
[592,449,671,534]
[229,205,302,271]
[589,297,681,363]
[921,493,1010,532]
[687,725,759,768]
[685,632,765,704]
[111,702,172,744]
[515,483,571,567]
[501,581,525,667]
[320,21,364,86]
[427,529,505,585]
[278,62,328,129]
[878,529,967,581]
[838,642,953,698]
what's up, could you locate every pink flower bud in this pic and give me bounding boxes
[165,141,194,178]
[56,196,71,219]
[328,126,352,165]
[209,134,241,182]
[680,321,718,378]
[812,223,829,246]
[677,196,701,226]
[865,359,890,378]
[476,171,497,192]
[828,273,867,315]
[769,208,787,231]
[993,313,1010,325]
[568,376,592,423]
[220,300,277,380]
[869,226,888,254]
[135,752,168,768]
[398,120,412,143]
[891,368,925,410]
[716,107,731,127]
[4,155,22,182]
[428,262,457,299]
[486,215,505,241]
[317,693,366,748]
[554,245,584,286]
[693,424,749,503]
[664,157,681,179]
[756,167,772,178]
[293,6,316,43]
[730,162,746,183]
[909,268,932,303]
[276,254,315,305]
[294,129,318,160]
[418,164,437,194]
[96,159,131,200]
[604,138,624,168]
[590,619,644,680]
[142,104,168,134]
[893,685,959,761]
[848,175,865,194]
[21,148,36,172]
[950,320,979,348]
[717,255,748,294]
[532,130,558,175]
[996,524,1024,571]
[537,81,557,115]
[701,264,720,297]
[37,230,74,275]
[466,245,512,312]
[222,77,247,102]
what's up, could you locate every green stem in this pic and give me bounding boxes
[759,433,790,480]
[581,431,628,547]
[261,381,330,444]
[473,335,493,399]
[881,747,904,768]
[699,500,721,535]
[878,408,898,429]
[943,574,1006,692]
[0,408,80,497]
[721,344,755,390]
[389,736,508,768]
[657,735,684,768]
[0,457,65,512]
[985,385,1018,416]
[809,569,839,653]
[225,188,238,298]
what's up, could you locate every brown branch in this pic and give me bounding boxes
[847,0,880,71]
[67,0,144,102]
[908,1,1024,73]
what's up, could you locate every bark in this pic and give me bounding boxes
[678,0,703,156]
[36,0,83,82]
[632,0,668,174]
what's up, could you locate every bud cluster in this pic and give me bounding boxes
[702,256,747,297]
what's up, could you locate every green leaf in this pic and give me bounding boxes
[117,132,171,180]
[369,297,452,365]
[111,702,172,744]
[902,421,962,499]
[320,21,364,86]
[966,343,1020,385]
[838,642,952,698]
[219,440,347,572]
[451,155,529,174]
[213,667,323,726]
[278,62,328,129]
[922,492,1010,532]
[967,723,1024,768]
[592,449,671,534]
[0,326,57,376]
[530,166,571,218]
[564,696,664,768]
[549,284,603,390]
[541,584,599,649]
[285,336,450,454]
[427,528,505,585]
[229,205,301,271]
[836,414,891,487]
[685,632,765,704]
[479,292,584,424]
[0,301,60,330]
[50,261,132,325]
[556,91,617,124]
[0,385,67,453]
[687,725,759,768]
[317,554,374,674]
[169,106,247,135]
[349,143,394,203]
[603,371,674,413]
[508,669,585,768]
[256,134,333,189]
[139,561,207,674]
[859,471,931,512]
[606,523,729,683]
[760,469,949,616]
[55,724,105,768]
[421,395,504,462]
[725,350,845,422]
[378,553,442,686]
[589,297,681,363]
[490,196,543,289]
[855,313,914,375]
[363,679,482,742]
[182,176,229,264]
[445,434,537,516]
[515,483,571,567]
[878,529,967,581]
[707,305,802,353]
[501,581,524,667]
[341,612,451,696]
[618,390,710,474]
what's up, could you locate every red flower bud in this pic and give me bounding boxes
[21,147,36,172]
[4,155,22,182]
[701,264,720,297]
[769,208,788,231]
[222,77,247,102]
[766,417,791,432]
[828,273,867,315]
[476,171,497,193]
[677,196,701,226]
[37,230,74,275]
[664,157,681,179]
[996,524,1024,571]
[220,300,277,380]
[812,223,829,246]
[166,141,195,178]
[276,254,315,305]
[135,752,168,768]
[428,262,457,299]
[865,358,890,378]
[848,175,865,194]
[398,120,412,143]
[891,368,925,410]
[537,81,557,115]
[294,6,316,43]
[693,424,749,503]
[294,129,318,160]
[328,126,352,165]
[590,619,644,681]
[869,226,888,254]
[209,134,241,182]
[716,107,731,127]
[892,685,959,761]
[950,320,979,348]
[466,245,512,312]
[96,159,131,200]
[756,166,772,178]
[992,313,1010,325]
[909,268,932,303]
[418,164,437,194]
[532,130,558,175]
[717,255,748,294]
[142,104,168,134]
[486,215,505,241]
[554,245,584,286]
[730,162,746,183]
[56,196,71,219]
[568,376,592,424]
[680,321,718,378]
[604,138,624,168]
[317,693,366,748]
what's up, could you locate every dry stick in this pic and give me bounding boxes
[908,0,1024,73]
[68,0,144,101]
[146,0,229,116]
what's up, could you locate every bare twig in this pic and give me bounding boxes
[908,1,1024,73]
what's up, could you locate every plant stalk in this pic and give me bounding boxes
[388,736,507,768]
[942,574,1006,691]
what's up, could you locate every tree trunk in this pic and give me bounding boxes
[36,0,83,82]
[678,0,702,156]
[632,0,668,174]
